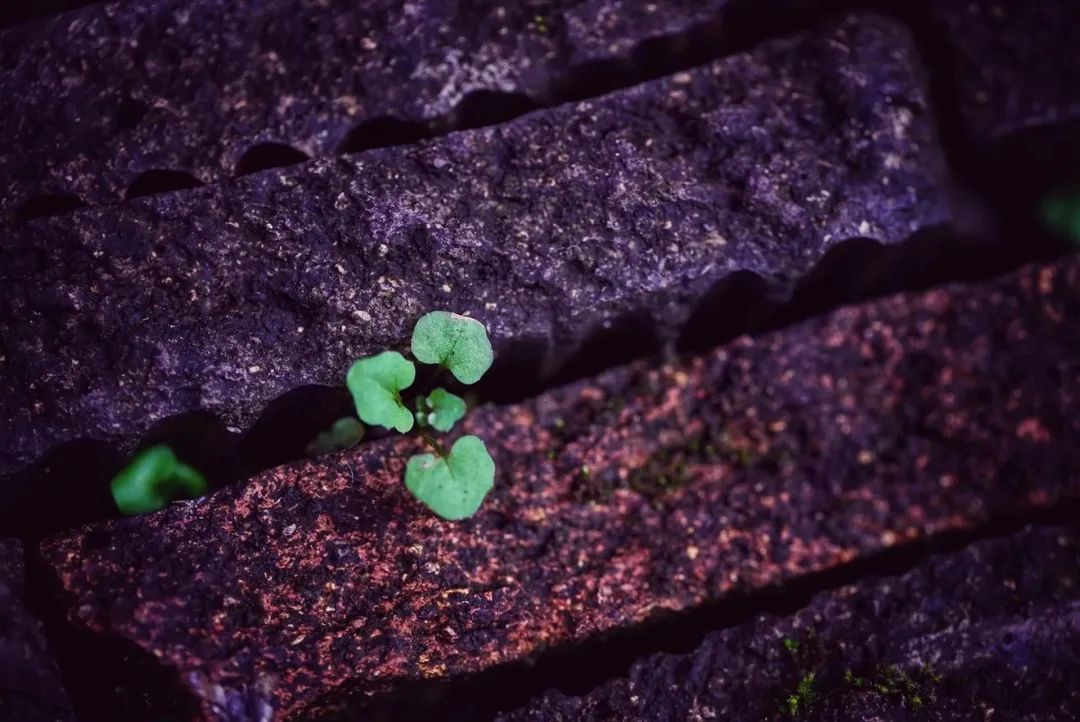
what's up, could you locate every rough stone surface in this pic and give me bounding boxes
[39,255,1080,722]
[0,13,952,476]
[498,524,1080,722]
[0,0,735,218]
[933,0,1080,141]
[0,539,78,722]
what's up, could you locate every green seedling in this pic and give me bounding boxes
[111,445,208,516]
[346,311,495,519]
[1041,187,1080,244]
[415,388,467,432]
[307,416,365,457]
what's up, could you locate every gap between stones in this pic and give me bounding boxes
[2,223,1068,542]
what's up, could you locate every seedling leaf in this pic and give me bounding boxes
[307,416,365,457]
[347,351,416,433]
[1042,188,1080,245]
[405,435,495,520]
[111,445,209,515]
[416,388,467,432]
[411,311,493,384]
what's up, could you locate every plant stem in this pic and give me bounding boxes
[419,428,448,457]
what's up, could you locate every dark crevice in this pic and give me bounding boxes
[0,1,103,30]
[439,90,541,133]
[337,117,433,154]
[678,225,1066,353]
[313,501,1080,722]
[124,169,205,200]
[11,193,87,225]
[2,221,1069,541]
[235,142,311,176]
[115,95,150,133]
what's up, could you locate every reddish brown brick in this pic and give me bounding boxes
[40,256,1080,721]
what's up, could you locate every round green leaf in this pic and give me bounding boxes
[415,388,467,432]
[411,311,493,384]
[405,435,495,520]
[347,351,416,433]
[307,416,365,457]
[111,445,209,516]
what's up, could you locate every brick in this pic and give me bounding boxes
[0,14,951,476]
[39,255,1080,721]
[499,525,1080,721]
[0,0,736,218]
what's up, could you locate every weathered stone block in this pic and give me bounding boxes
[40,255,1080,721]
[1,14,952,476]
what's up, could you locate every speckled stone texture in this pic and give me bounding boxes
[0,539,78,722]
[498,524,1080,722]
[933,0,1080,141]
[0,13,952,477]
[0,0,736,217]
[40,255,1080,722]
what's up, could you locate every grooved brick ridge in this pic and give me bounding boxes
[40,254,1080,721]
[0,13,952,476]
[0,0,733,218]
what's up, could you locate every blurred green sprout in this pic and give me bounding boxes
[111,445,208,515]
[1041,187,1080,245]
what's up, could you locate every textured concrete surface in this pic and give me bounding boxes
[39,254,1080,721]
[0,539,78,722]
[0,0,737,217]
[498,524,1080,722]
[0,13,952,477]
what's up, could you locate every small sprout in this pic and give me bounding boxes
[405,435,495,520]
[111,445,208,515]
[411,311,493,384]
[783,637,800,654]
[415,388,467,432]
[347,350,416,433]
[782,672,817,717]
[1041,187,1080,244]
[307,416,365,457]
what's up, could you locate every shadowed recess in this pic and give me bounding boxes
[235,142,311,176]
[337,117,432,154]
[310,503,1080,722]
[443,91,540,132]
[124,169,205,200]
[0,0,102,29]
[544,310,662,390]
[12,194,87,225]
[115,95,150,133]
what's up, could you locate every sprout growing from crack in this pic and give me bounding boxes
[111,445,208,515]
[1041,187,1080,245]
[306,416,365,458]
[346,311,495,519]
